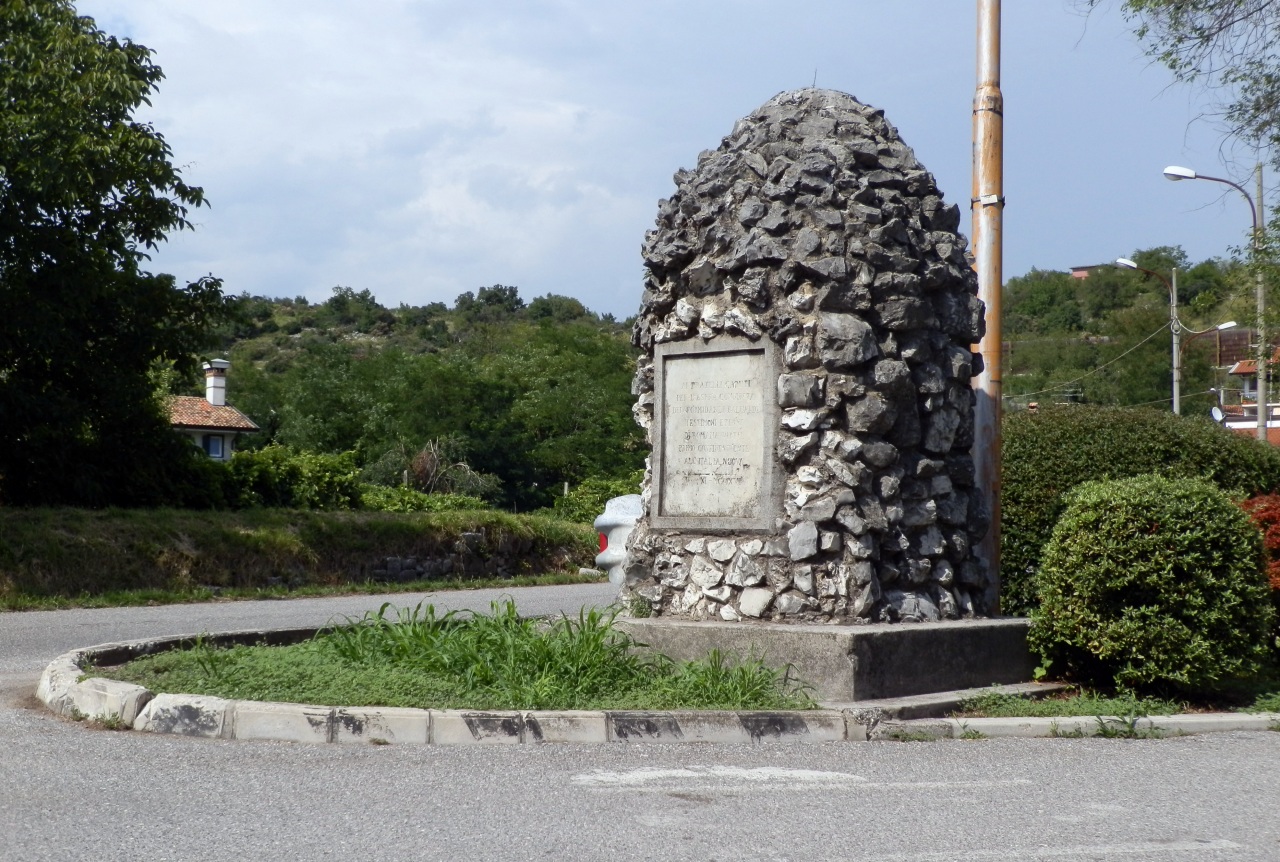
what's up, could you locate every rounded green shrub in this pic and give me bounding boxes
[549,471,643,524]
[1028,474,1274,694]
[1002,405,1280,614]
[228,445,362,510]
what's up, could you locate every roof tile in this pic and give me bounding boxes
[168,396,259,431]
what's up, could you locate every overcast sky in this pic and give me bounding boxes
[78,0,1264,319]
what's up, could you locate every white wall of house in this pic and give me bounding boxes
[180,429,238,462]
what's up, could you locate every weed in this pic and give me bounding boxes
[627,594,652,619]
[957,722,987,740]
[956,688,1181,719]
[1093,713,1163,739]
[88,712,128,731]
[1049,720,1085,739]
[68,706,87,722]
[189,634,238,685]
[369,737,390,746]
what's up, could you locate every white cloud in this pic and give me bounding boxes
[78,0,1252,317]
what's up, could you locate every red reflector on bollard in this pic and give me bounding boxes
[599,533,607,552]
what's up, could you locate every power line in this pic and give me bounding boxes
[1124,388,1217,408]
[1003,321,1171,400]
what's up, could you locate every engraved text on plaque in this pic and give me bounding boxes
[659,349,768,519]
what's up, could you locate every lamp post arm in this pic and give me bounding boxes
[1192,173,1260,233]
[1122,263,1178,317]
[1181,323,1224,339]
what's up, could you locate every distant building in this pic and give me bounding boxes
[1217,341,1280,445]
[168,359,258,461]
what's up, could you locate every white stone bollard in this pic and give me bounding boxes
[593,495,643,585]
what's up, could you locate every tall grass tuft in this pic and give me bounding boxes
[98,600,815,711]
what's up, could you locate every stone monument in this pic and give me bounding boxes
[621,89,990,625]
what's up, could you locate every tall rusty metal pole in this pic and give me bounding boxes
[1257,164,1266,442]
[972,0,1003,614]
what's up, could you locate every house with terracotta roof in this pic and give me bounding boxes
[168,359,258,461]
[1211,335,1280,444]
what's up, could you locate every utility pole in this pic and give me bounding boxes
[1165,162,1265,435]
[972,0,1003,614]
[1257,164,1267,441]
[1171,268,1181,415]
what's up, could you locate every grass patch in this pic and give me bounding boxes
[0,507,597,610]
[955,682,1280,718]
[94,600,815,712]
[953,688,1184,719]
[885,730,941,742]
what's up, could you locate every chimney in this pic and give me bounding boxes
[203,359,230,406]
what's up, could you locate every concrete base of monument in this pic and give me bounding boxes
[615,617,1035,703]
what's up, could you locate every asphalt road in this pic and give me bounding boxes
[3,585,1280,862]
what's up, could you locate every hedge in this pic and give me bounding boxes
[1029,475,1273,694]
[1001,406,1280,614]
[0,507,596,603]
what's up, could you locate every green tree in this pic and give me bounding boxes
[1088,2,1280,175]
[1002,269,1084,334]
[0,0,232,506]
[454,284,525,325]
[527,293,592,324]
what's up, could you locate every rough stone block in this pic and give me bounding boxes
[134,693,233,739]
[738,587,774,618]
[65,677,153,725]
[232,701,333,744]
[333,707,430,745]
[432,710,524,745]
[787,521,820,560]
[36,654,85,716]
[521,711,609,744]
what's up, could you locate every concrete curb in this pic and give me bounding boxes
[872,713,1280,741]
[35,631,1280,746]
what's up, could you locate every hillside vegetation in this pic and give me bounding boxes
[1002,245,1261,413]
[189,285,644,512]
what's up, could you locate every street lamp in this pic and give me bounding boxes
[1114,258,1238,414]
[1163,164,1266,438]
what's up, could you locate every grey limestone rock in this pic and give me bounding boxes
[788,521,821,560]
[738,587,775,618]
[818,312,878,369]
[622,88,988,624]
[778,372,825,408]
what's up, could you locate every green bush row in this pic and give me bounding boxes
[1001,406,1280,614]
[0,507,597,603]
[162,445,497,513]
[548,471,644,524]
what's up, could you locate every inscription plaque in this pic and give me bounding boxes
[652,338,779,530]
